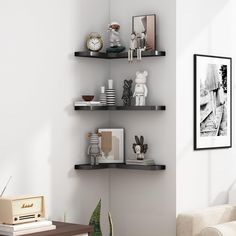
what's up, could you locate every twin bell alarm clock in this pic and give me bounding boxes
[86,32,103,52]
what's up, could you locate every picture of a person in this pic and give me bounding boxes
[205,64,220,127]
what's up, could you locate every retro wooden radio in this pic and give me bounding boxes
[0,195,45,225]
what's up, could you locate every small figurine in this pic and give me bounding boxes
[137,32,147,61]
[133,71,148,106]
[108,22,121,47]
[87,132,101,165]
[139,32,147,50]
[128,33,137,62]
[122,79,133,106]
[133,136,148,160]
[106,22,125,53]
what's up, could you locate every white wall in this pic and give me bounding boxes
[176,0,236,213]
[109,0,176,235]
[0,0,111,234]
[0,0,176,235]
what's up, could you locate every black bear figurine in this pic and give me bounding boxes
[122,79,133,106]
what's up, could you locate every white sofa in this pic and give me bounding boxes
[177,204,236,236]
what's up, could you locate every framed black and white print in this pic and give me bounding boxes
[194,54,232,150]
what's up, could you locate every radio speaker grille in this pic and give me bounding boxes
[19,214,35,220]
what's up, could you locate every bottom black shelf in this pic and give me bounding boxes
[74,105,166,111]
[74,163,166,171]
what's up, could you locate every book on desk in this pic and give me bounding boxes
[0,220,56,236]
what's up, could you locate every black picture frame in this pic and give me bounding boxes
[194,54,232,150]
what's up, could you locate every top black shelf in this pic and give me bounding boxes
[74,50,166,59]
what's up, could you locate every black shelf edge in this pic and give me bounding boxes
[74,163,166,171]
[74,50,166,59]
[74,105,166,111]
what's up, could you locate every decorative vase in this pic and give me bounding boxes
[106,80,116,106]
[99,86,107,106]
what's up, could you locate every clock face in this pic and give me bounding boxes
[87,37,103,52]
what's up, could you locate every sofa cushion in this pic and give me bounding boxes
[200,221,236,236]
[177,204,236,236]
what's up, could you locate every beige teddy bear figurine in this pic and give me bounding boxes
[133,71,148,106]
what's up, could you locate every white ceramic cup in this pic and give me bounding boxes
[101,86,105,93]
[108,80,113,89]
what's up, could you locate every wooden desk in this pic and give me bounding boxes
[23,221,93,236]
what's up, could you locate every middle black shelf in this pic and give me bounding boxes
[74,105,166,111]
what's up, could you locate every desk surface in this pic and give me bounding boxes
[24,221,93,236]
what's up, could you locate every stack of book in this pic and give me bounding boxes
[0,220,56,236]
[126,159,155,165]
[74,101,102,106]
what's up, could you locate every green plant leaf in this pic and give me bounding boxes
[108,211,114,236]
[89,199,103,236]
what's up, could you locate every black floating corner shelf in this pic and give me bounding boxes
[74,50,166,59]
[74,163,166,171]
[74,105,166,111]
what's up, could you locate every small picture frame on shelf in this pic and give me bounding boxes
[132,14,156,51]
[194,54,232,150]
[98,128,124,163]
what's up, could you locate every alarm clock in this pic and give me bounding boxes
[0,195,45,225]
[86,33,103,52]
